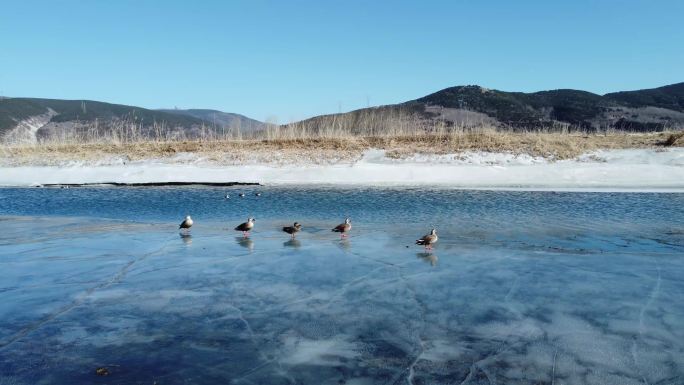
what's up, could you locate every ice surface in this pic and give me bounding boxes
[1,148,684,190]
[1,188,683,384]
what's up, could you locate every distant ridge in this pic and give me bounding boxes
[1,82,683,143]
[0,98,263,142]
[295,82,684,132]
[0,97,201,132]
[158,109,264,132]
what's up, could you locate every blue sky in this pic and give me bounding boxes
[1,0,682,122]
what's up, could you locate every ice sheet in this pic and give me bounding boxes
[1,197,683,384]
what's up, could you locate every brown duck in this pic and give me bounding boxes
[179,215,193,232]
[332,218,352,238]
[282,222,302,238]
[235,217,255,237]
[416,228,438,250]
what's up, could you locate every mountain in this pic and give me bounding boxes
[0,98,263,143]
[158,109,264,132]
[293,82,684,133]
[0,98,202,132]
[2,83,683,144]
[604,82,684,111]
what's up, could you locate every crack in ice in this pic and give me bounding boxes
[224,303,295,385]
[0,240,175,350]
[631,260,662,385]
[397,265,427,385]
[551,349,557,385]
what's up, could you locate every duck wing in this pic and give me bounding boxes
[416,234,434,245]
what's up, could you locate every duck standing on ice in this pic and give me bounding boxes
[332,218,352,238]
[235,217,255,237]
[179,215,193,232]
[282,222,302,238]
[416,228,438,250]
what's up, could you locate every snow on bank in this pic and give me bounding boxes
[1,149,683,191]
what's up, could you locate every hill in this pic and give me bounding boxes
[291,82,684,133]
[0,98,203,132]
[2,82,683,144]
[604,82,684,111]
[158,109,264,132]
[0,98,262,144]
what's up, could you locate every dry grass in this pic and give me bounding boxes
[1,129,681,167]
[662,131,684,146]
[3,108,683,166]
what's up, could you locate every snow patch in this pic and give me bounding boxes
[2,109,57,144]
[376,150,548,165]
[0,148,683,191]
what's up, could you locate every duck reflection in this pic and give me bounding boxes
[337,237,351,251]
[283,238,302,248]
[417,252,438,266]
[179,233,193,245]
[236,236,254,251]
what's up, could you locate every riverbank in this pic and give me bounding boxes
[1,147,683,191]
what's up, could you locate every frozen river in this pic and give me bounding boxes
[0,187,683,384]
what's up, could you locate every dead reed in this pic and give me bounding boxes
[1,111,682,166]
